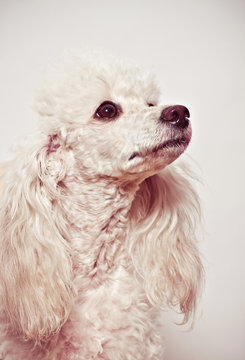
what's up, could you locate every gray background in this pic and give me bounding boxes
[1,1,244,359]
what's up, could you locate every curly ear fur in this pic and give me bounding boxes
[129,163,203,323]
[0,141,74,344]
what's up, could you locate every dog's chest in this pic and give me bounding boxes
[57,266,155,359]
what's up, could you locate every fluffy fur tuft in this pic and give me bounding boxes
[129,165,202,323]
[0,143,75,344]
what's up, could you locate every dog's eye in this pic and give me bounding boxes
[148,103,155,107]
[95,101,119,120]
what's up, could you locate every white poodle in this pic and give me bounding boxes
[0,55,203,359]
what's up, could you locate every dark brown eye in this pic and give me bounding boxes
[148,103,155,107]
[95,101,119,119]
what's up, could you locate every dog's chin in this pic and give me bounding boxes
[128,134,191,162]
[123,133,191,178]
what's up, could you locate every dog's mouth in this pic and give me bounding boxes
[152,136,189,153]
[128,136,189,161]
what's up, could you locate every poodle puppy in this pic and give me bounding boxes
[0,55,203,360]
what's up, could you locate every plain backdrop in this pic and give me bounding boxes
[1,1,245,359]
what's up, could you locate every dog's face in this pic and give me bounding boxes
[37,60,192,180]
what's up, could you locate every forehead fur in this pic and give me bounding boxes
[35,55,160,133]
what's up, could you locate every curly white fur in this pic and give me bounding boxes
[0,55,203,359]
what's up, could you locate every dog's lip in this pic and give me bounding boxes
[152,136,189,153]
[128,136,189,161]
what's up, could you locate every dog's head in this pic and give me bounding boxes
[36,58,191,180]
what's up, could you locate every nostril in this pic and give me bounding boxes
[160,105,190,128]
[166,109,180,122]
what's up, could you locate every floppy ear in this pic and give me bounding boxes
[128,163,204,323]
[0,140,74,344]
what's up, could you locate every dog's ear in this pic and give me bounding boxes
[129,164,204,323]
[0,140,74,344]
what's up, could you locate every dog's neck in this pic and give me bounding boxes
[59,172,140,282]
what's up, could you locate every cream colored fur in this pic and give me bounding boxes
[0,55,203,359]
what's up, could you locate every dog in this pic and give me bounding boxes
[0,55,203,359]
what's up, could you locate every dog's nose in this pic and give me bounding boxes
[159,105,190,128]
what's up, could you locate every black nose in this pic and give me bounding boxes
[159,105,190,128]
